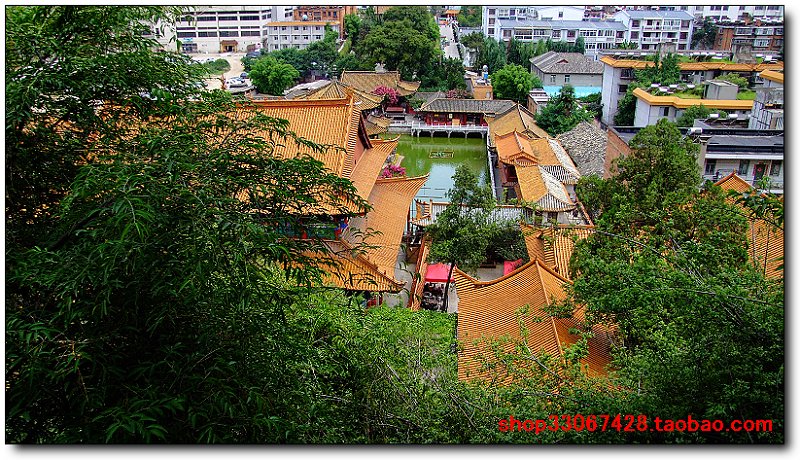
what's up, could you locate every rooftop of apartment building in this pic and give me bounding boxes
[610,125,783,144]
[494,18,628,30]
[614,9,694,20]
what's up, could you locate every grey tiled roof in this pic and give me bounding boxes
[417,98,516,115]
[556,122,607,177]
[530,52,603,75]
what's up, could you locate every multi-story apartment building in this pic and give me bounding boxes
[264,21,340,51]
[158,6,295,53]
[293,6,358,39]
[749,69,784,130]
[482,6,584,39]
[713,20,784,54]
[611,9,694,51]
[484,18,628,57]
[633,6,784,23]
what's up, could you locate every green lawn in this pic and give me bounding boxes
[737,90,756,100]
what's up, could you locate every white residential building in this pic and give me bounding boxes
[156,6,295,54]
[484,18,628,58]
[612,9,694,51]
[264,21,340,51]
[481,5,585,38]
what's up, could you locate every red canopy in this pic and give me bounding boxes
[425,263,454,283]
[503,259,523,275]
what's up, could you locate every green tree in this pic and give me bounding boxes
[460,31,485,51]
[268,47,309,75]
[535,85,593,136]
[332,52,366,77]
[249,56,300,95]
[427,165,496,311]
[421,57,466,91]
[506,37,525,66]
[457,5,482,27]
[344,13,362,47]
[356,19,440,81]
[476,37,507,75]
[305,27,340,75]
[382,6,440,43]
[637,53,681,86]
[490,64,534,104]
[579,92,603,119]
[571,120,783,442]
[572,36,586,54]
[692,17,718,49]
[716,72,749,89]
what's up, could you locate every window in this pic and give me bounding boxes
[754,39,771,47]
[770,161,782,176]
[488,9,495,15]
[680,32,688,40]
[241,31,261,37]
[661,107,669,117]
[564,74,570,83]
[218,15,237,21]
[705,160,717,175]
[775,28,783,35]
[294,26,299,31]
[197,15,216,22]
[197,31,217,37]
[618,84,628,93]
[281,27,287,31]
[551,75,556,83]
[632,20,640,28]
[631,31,639,39]
[551,30,560,38]
[488,28,495,35]
[176,32,196,38]
[558,11,563,18]
[240,15,259,21]
[738,160,750,176]
[219,31,238,37]
[617,31,625,39]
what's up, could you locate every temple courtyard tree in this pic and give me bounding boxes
[248,56,301,95]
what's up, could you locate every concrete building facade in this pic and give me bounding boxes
[264,21,340,51]
[611,9,694,51]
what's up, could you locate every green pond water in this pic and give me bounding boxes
[385,134,489,202]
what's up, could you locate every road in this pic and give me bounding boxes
[195,53,246,90]
[439,23,460,60]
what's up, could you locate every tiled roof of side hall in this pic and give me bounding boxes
[486,104,549,146]
[455,259,614,382]
[417,98,516,115]
[307,239,405,292]
[715,173,784,280]
[530,52,604,75]
[516,165,575,212]
[296,80,384,111]
[345,174,429,280]
[233,97,363,178]
[340,70,421,96]
[521,224,595,279]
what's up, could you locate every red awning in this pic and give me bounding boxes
[503,259,523,275]
[425,263,454,283]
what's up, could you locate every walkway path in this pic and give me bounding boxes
[439,23,460,60]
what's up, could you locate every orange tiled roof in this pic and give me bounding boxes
[600,56,784,72]
[340,70,421,96]
[515,165,574,212]
[715,173,784,280]
[308,239,405,292]
[349,137,396,201]
[522,224,595,279]
[487,104,549,146]
[364,114,393,136]
[346,174,429,279]
[455,259,614,382]
[495,130,538,166]
[760,69,784,85]
[234,97,363,178]
[632,87,754,111]
[297,80,384,111]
